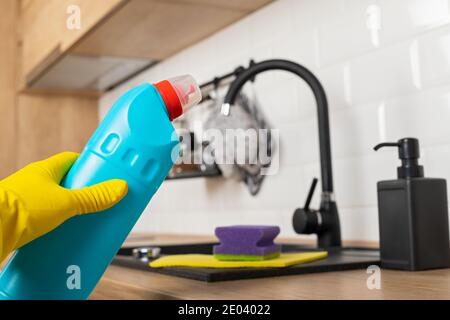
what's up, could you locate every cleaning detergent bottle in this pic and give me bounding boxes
[0,75,201,299]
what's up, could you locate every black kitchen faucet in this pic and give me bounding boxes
[223,59,342,248]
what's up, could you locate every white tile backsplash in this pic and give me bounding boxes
[100,0,450,242]
[417,25,450,89]
[317,0,379,67]
[348,40,420,105]
[378,0,450,45]
[317,63,353,110]
[383,84,450,146]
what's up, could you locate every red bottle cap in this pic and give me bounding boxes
[154,75,202,121]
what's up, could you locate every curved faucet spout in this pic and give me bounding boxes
[223,59,341,248]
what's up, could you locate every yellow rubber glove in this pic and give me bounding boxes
[0,152,128,263]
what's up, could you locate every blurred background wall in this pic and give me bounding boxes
[4,0,450,243]
[101,0,450,242]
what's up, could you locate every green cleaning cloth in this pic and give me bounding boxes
[213,252,281,261]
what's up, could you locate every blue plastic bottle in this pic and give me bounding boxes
[0,75,201,299]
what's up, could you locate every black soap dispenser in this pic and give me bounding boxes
[374,138,450,270]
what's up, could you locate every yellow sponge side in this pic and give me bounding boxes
[149,252,328,269]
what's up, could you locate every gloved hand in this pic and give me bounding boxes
[0,152,128,262]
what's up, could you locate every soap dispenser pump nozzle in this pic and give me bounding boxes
[374,137,424,179]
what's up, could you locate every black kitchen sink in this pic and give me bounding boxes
[112,242,380,282]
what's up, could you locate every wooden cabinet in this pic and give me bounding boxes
[18,0,126,90]
[19,0,273,94]
[71,0,272,60]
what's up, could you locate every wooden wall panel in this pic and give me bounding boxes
[11,0,102,173]
[0,0,18,179]
[20,0,33,11]
[16,94,99,168]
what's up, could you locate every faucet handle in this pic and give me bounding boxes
[293,178,321,235]
[304,177,318,211]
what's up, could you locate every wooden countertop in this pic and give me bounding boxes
[90,234,450,300]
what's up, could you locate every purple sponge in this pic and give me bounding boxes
[213,225,281,257]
